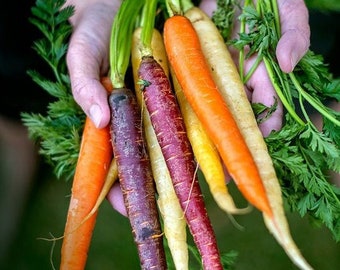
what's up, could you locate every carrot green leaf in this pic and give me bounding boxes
[21,0,83,181]
[214,0,340,241]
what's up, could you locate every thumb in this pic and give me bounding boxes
[66,28,111,128]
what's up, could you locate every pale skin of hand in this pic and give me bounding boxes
[65,0,310,215]
[201,0,310,136]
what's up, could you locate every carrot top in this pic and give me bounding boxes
[21,0,83,181]
[139,0,157,55]
[109,0,145,88]
[216,0,340,241]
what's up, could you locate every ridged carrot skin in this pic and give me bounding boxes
[163,14,272,217]
[109,88,167,270]
[184,7,313,270]
[131,27,189,270]
[60,117,112,270]
[139,56,223,270]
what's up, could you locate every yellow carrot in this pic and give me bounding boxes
[131,27,189,270]
[171,68,251,216]
[185,7,313,270]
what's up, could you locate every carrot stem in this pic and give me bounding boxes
[109,0,144,88]
[290,72,340,126]
[263,56,305,125]
[140,0,157,54]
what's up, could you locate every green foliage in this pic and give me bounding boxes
[305,0,340,11]
[109,0,145,88]
[212,0,239,41]
[21,0,84,180]
[214,0,340,241]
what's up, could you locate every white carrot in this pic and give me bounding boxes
[185,6,313,270]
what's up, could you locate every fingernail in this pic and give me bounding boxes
[89,104,102,128]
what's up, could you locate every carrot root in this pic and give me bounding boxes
[131,27,189,270]
[109,87,167,270]
[60,117,112,270]
[139,55,223,270]
[185,7,313,270]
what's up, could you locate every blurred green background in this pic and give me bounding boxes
[1,1,340,269]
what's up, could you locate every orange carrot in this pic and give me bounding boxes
[60,116,112,270]
[163,14,272,217]
[184,7,313,270]
[59,78,113,270]
[171,68,251,216]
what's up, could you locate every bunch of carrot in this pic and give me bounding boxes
[57,0,314,269]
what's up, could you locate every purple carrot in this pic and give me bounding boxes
[138,56,223,270]
[109,87,167,270]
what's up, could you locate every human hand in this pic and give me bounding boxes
[66,0,310,214]
[65,0,128,215]
[200,0,310,136]
[65,0,120,129]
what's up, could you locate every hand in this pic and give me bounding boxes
[200,0,310,136]
[65,0,120,129]
[65,0,128,215]
[66,0,310,214]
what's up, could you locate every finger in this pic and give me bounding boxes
[276,0,310,73]
[106,182,127,217]
[245,58,284,136]
[67,39,111,128]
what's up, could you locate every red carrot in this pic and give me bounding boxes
[60,117,112,270]
[163,14,272,217]
[131,27,189,269]
[109,87,167,270]
[138,55,223,270]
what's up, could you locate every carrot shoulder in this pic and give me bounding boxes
[60,116,112,270]
[163,14,272,217]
